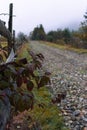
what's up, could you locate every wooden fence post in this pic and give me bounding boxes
[13,30,15,52]
[8,3,13,34]
[8,3,13,54]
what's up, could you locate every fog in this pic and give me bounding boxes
[0,0,87,34]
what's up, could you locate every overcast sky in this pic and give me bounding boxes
[0,0,87,35]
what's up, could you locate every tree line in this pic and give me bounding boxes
[15,10,87,49]
[28,10,87,49]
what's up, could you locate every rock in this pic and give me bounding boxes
[17,125,21,129]
[74,125,80,130]
[79,97,84,102]
[73,110,81,116]
[83,127,87,130]
[85,87,87,91]
[68,120,73,124]
[82,116,87,122]
[71,115,76,121]
[84,105,87,109]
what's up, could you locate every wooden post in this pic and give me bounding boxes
[8,3,13,54]
[13,30,15,52]
[8,3,13,34]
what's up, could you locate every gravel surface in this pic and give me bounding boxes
[30,41,87,130]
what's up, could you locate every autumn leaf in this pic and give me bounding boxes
[38,76,50,88]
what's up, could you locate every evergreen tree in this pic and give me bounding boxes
[80,11,87,41]
[77,10,87,48]
[31,24,46,40]
[17,32,28,44]
[46,31,56,42]
[63,28,71,44]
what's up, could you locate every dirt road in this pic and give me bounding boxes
[30,41,87,130]
[30,41,87,76]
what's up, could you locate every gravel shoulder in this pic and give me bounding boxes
[30,41,87,130]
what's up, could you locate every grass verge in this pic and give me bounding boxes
[17,42,69,130]
[28,87,67,130]
[39,41,87,54]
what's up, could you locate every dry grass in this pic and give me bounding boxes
[39,41,87,54]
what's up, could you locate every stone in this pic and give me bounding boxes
[82,116,87,122]
[83,127,87,130]
[17,125,21,129]
[79,97,84,102]
[71,115,76,121]
[73,110,81,116]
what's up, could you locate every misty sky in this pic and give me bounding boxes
[0,0,87,35]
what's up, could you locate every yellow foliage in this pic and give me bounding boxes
[17,43,32,60]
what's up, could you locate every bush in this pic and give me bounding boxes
[56,39,65,45]
[0,44,50,129]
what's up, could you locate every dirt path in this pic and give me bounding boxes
[30,41,87,80]
[30,41,87,130]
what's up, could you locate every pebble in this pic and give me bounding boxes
[82,116,87,122]
[83,127,87,130]
[73,110,81,116]
[17,126,21,129]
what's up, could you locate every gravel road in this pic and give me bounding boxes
[30,41,87,130]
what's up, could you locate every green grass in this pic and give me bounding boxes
[39,41,87,54]
[28,87,68,130]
